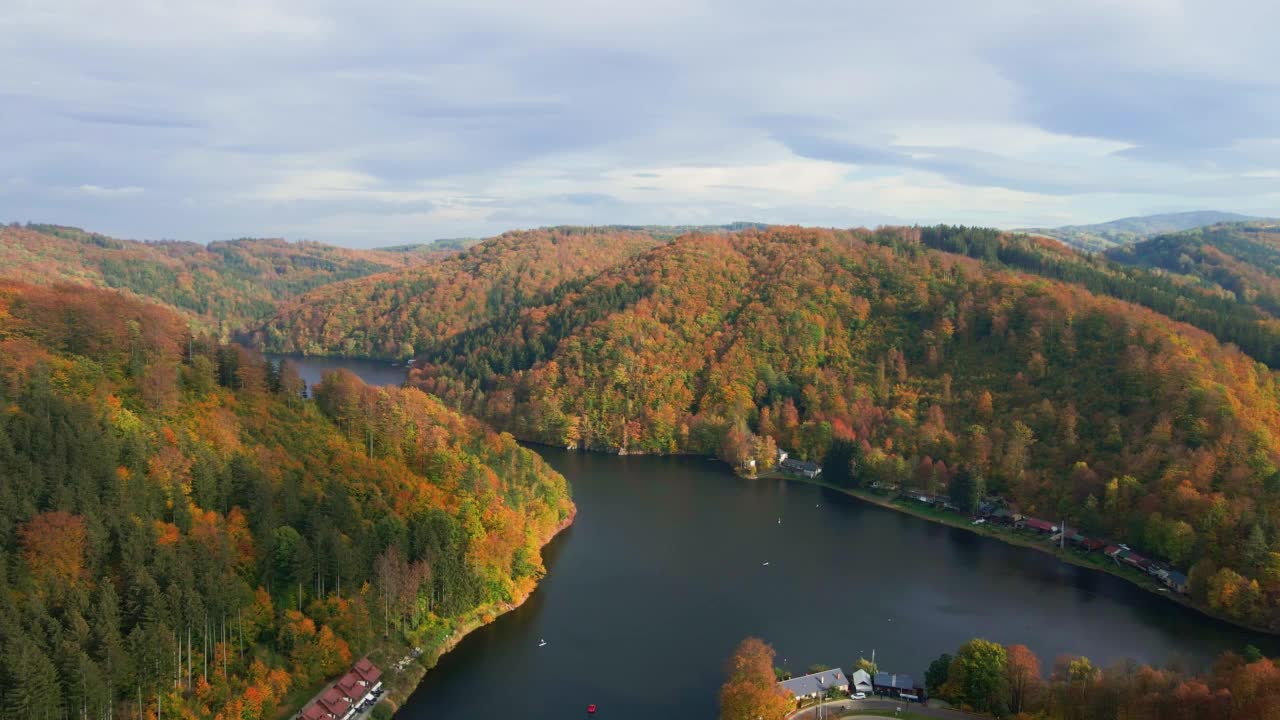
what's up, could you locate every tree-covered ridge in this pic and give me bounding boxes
[904,225,1280,367]
[1108,223,1280,320]
[251,227,666,360]
[407,226,1280,630]
[0,224,448,332]
[0,281,572,719]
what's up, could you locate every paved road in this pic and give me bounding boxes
[788,698,979,720]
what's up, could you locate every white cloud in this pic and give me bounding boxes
[78,184,144,196]
[1,0,1277,245]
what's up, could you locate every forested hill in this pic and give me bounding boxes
[0,223,451,331]
[250,227,668,360]
[912,225,1280,367]
[407,225,1280,630]
[0,281,572,718]
[1107,222,1280,322]
[1021,210,1259,251]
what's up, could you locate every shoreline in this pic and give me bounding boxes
[500,438,1278,639]
[771,472,1274,638]
[345,511,575,718]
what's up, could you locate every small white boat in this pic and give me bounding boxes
[762,561,770,566]
[538,638,547,647]
[777,517,781,524]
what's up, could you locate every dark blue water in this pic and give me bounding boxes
[400,450,1272,720]
[268,354,407,392]
[311,358,1273,720]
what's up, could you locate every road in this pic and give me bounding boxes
[788,698,979,720]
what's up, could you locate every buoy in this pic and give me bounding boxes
[587,703,597,714]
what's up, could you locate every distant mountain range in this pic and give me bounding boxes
[1020,211,1263,251]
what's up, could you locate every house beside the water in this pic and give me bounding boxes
[850,668,874,695]
[1019,517,1057,534]
[297,657,383,720]
[780,458,823,479]
[778,668,849,700]
[1163,570,1190,593]
[873,671,924,701]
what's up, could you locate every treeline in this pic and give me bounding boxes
[402,227,1280,631]
[893,224,1280,367]
[1108,223,1280,322]
[924,636,1280,720]
[721,636,1280,720]
[0,281,571,718]
[0,224,440,332]
[251,227,665,359]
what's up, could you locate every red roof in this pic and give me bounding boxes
[1024,518,1055,532]
[318,688,350,716]
[1082,539,1107,551]
[1104,545,1123,556]
[353,657,382,685]
[336,673,363,698]
[1123,553,1150,568]
[300,704,329,720]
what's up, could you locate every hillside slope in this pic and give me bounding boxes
[1022,211,1258,251]
[407,226,1280,630]
[0,224,449,331]
[916,225,1280,367]
[1107,222,1280,320]
[251,227,667,360]
[0,281,571,718]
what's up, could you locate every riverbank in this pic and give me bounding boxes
[279,511,576,719]
[380,511,575,714]
[768,472,1272,638]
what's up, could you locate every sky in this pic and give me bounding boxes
[3,0,1279,248]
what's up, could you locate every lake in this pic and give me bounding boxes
[314,358,1273,719]
[268,354,408,391]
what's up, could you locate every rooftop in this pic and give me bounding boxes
[781,458,822,472]
[779,668,849,697]
[873,672,917,690]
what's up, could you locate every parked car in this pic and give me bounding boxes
[852,692,866,700]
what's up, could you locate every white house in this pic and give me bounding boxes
[850,669,874,695]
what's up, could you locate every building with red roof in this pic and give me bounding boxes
[353,657,383,690]
[336,672,364,701]
[296,658,384,720]
[317,687,350,718]
[1021,518,1056,533]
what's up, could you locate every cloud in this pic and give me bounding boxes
[1,0,1277,245]
[78,184,144,197]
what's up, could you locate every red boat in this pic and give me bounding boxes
[587,704,597,714]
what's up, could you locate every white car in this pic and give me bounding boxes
[852,692,867,700]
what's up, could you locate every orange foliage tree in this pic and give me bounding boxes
[20,511,87,592]
[719,637,793,720]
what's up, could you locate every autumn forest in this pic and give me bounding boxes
[5,218,1280,718]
